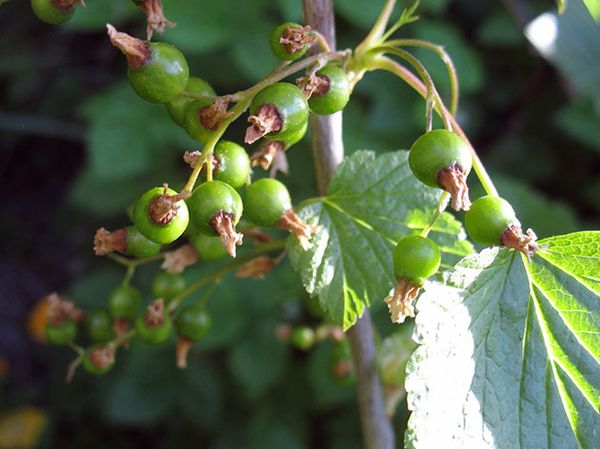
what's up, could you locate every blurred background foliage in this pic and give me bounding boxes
[0,0,598,448]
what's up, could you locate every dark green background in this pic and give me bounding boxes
[0,0,598,448]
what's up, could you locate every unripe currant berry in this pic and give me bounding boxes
[93,226,161,257]
[84,308,115,343]
[190,233,229,262]
[305,65,350,115]
[245,83,309,144]
[151,272,186,302]
[184,97,218,143]
[108,286,142,319]
[107,25,189,104]
[409,129,472,211]
[135,299,172,345]
[31,0,80,25]
[124,226,162,257]
[385,235,441,324]
[82,345,115,375]
[46,318,77,345]
[166,77,216,127]
[464,195,539,257]
[269,23,310,61]
[244,178,316,249]
[187,181,243,257]
[133,185,190,245]
[251,123,308,172]
[176,304,211,341]
[204,141,251,190]
[290,325,315,350]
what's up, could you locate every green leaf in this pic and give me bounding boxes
[405,231,600,449]
[583,0,600,20]
[288,150,472,329]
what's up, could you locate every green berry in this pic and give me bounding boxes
[176,304,211,341]
[183,97,216,143]
[31,0,76,24]
[392,235,441,285]
[128,42,189,104]
[151,272,186,302]
[132,186,189,245]
[166,77,216,127]
[465,196,519,246]
[269,22,309,61]
[84,308,114,343]
[268,121,308,150]
[290,326,315,350]
[108,286,142,319]
[206,140,251,189]
[187,181,243,235]
[307,65,350,115]
[408,129,472,188]
[190,233,229,262]
[82,345,115,375]
[246,83,309,143]
[46,318,77,345]
[135,311,172,345]
[244,178,291,227]
[124,226,161,258]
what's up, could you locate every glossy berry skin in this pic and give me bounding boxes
[124,226,161,258]
[190,233,229,262]
[269,121,307,150]
[135,314,172,345]
[208,141,251,189]
[269,23,308,61]
[82,345,114,375]
[249,83,309,142]
[308,66,350,115]
[151,272,186,302]
[84,309,115,343]
[393,235,441,285]
[176,304,211,341]
[166,77,216,127]
[46,318,77,345]
[31,0,74,24]
[244,178,291,227]
[108,286,142,319]
[408,129,472,187]
[187,181,243,235]
[290,326,315,350]
[133,186,190,244]
[465,196,519,246]
[184,97,216,143]
[128,42,189,104]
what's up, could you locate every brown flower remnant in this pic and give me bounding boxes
[106,24,151,68]
[148,183,189,225]
[279,25,314,54]
[93,227,127,256]
[437,163,471,211]
[245,104,283,144]
[176,337,193,369]
[278,209,317,250]
[384,279,420,324]
[112,318,131,348]
[210,211,244,258]
[144,299,166,326]
[161,244,198,273]
[297,73,329,99]
[243,228,273,244]
[251,141,289,177]
[199,98,232,131]
[275,323,292,342]
[46,293,84,325]
[88,345,115,370]
[236,256,279,279]
[501,224,540,261]
[138,0,175,40]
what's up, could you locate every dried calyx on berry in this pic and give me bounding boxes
[235,255,280,279]
[409,129,472,211]
[244,178,317,250]
[47,292,84,325]
[251,122,306,176]
[269,23,314,61]
[135,299,173,345]
[299,65,351,115]
[93,226,161,258]
[385,236,441,324]
[83,345,115,375]
[136,0,175,40]
[160,244,198,273]
[187,181,244,257]
[175,303,211,368]
[245,83,308,144]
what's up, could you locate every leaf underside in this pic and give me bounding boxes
[406,231,600,449]
[288,150,472,329]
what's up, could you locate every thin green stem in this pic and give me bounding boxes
[65,354,83,383]
[122,264,136,287]
[356,0,397,54]
[109,329,136,349]
[107,252,165,268]
[67,341,84,355]
[168,239,287,312]
[366,55,499,196]
[385,39,459,115]
[182,50,348,194]
[420,191,449,237]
